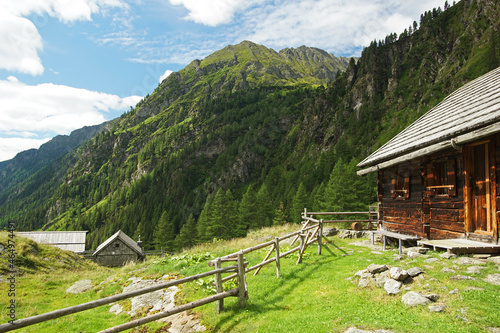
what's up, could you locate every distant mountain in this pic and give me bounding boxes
[0,123,108,194]
[1,0,498,251]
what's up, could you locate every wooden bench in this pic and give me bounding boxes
[372,229,420,255]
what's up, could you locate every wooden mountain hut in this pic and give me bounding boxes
[357,67,500,252]
[93,230,145,267]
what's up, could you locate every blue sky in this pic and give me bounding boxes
[0,0,445,162]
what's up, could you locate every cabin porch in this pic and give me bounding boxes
[418,238,500,254]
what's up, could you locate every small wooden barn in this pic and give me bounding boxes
[17,231,87,253]
[357,67,500,249]
[93,230,145,267]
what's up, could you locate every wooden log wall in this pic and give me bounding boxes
[495,134,500,243]
[379,149,467,240]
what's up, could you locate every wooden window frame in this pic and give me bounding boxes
[426,158,457,197]
[391,169,410,200]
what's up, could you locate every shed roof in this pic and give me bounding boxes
[17,231,87,253]
[93,230,144,256]
[358,66,500,174]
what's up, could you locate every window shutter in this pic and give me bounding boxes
[404,173,410,199]
[426,163,435,197]
[447,159,457,196]
[391,176,397,198]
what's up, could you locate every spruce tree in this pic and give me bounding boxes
[175,214,197,250]
[291,183,308,223]
[237,185,255,237]
[153,211,175,251]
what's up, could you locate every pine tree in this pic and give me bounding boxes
[175,214,197,250]
[254,183,273,228]
[197,194,213,243]
[237,185,255,237]
[153,211,175,251]
[272,202,287,226]
[291,183,308,223]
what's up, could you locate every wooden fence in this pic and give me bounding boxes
[0,208,377,332]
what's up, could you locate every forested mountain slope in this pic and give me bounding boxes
[1,0,498,251]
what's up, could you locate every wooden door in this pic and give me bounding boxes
[465,142,493,235]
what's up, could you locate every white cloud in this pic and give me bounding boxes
[169,0,252,26]
[238,0,445,56]
[159,70,173,83]
[0,0,127,75]
[0,137,51,162]
[0,78,142,161]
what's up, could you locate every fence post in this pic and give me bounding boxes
[237,251,247,309]
[274,237,281,278]
[318,219,323,255]
[296,232,306,265]
[214,257,224,313]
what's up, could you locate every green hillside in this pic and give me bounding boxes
[0,0,499,251]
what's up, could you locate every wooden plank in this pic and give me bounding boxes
[429,220,465,233]
[429,228,464,240]
[430,208,464,222]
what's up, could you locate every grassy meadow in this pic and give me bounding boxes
[1,226,500,332]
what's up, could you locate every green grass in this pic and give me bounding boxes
[1,226,499,332]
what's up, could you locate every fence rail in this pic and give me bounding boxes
[2,207,377,332]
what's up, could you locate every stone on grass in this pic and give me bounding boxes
[453,257,485,266]
[440,252,456,259]
[485,274,500,285]
[467,266,486,274]
[367,264,388,274]
[407,267,424,277]
[384,279,402,295]
[424,258,439,264]
[402,291,431,306]
[487,257,500,265]
[441,267,456,274]
[429,304,446,312]
[66,280,93,294]
[450,275,477,281]
[389,267,408,281]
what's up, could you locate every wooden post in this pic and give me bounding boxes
[253,244,275,276]
[317,219,323,255]
[214,258,224,313]
[297,233,306,265]
[237,251,247,309]
[275,237,281,278]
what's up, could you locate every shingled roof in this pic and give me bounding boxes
[358,66,500,175]
[93,230,143,256]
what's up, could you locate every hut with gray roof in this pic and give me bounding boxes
[93,230,145,267]
[358,66,500,249]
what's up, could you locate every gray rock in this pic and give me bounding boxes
[354,269,369,277]
[449,288,460,294]
[424,258,439,264]
[375,271,391,287]
[450,275,477,281]
[389,267,409,281]
[424,293,440,302]
[440,252,457,259]
[358,278,370,288]
[487,327,500,333]
[402,291,431,306]
[487,257,500,265]
[441,267,456,274]
[467,266,487,274]
[344,327,395,333]
[323,228,338,236]
[66,280,93,294]
[407,267,424,277]
[429,304,446,312]
[367,264,388,274]
[407,251,421,259]
[465,286,484,291]
[453,257,485,266]
[405,247,428,254]
[485,274,500,285]
[384,279,402,295]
